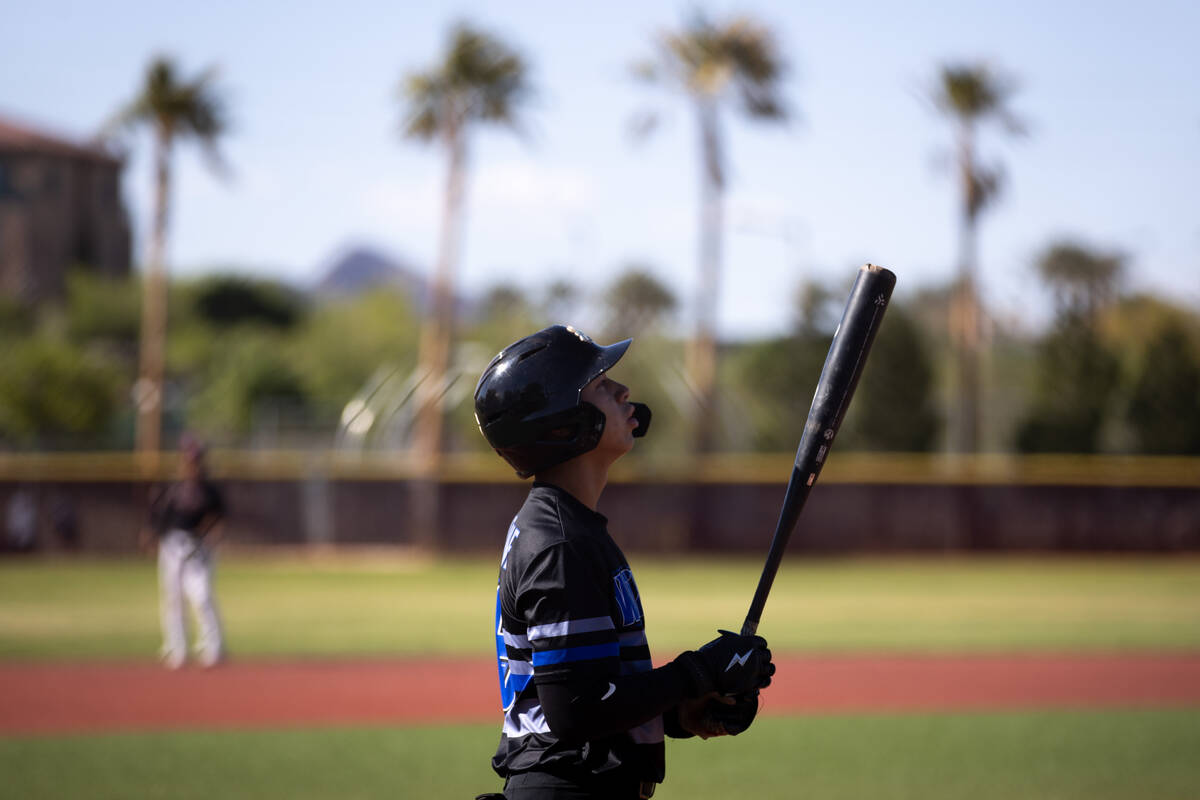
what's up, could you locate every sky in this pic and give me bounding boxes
[4,0,1199,339]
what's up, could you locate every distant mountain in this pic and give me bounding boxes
[312,245,427,301]
[312,243,484,318]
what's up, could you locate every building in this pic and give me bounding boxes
[0,115,131,304]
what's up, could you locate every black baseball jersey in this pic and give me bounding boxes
[491,483,665,784]
[149,480,225,538]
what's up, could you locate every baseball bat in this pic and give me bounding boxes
[741,263,896,636]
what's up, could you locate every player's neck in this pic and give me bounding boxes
[535,453,613,511]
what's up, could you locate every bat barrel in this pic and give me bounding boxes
[741,264,896,636]
[794,264,896,483]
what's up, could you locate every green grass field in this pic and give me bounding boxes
[2,712,1198,800]
[2,554,1199,660]
[2,554,1198,799]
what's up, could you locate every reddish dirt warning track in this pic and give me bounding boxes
[2,653,1199,735]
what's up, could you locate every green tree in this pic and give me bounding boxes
[727,279,835,451]
[478,283,529,321]
[469,283,543,366]
[602,266,678,337]
[728,332,828,451]
[542,279,581,325]
[794,280,838,336]
[1126,321,1200,453]
[110,56,229,459]
[294,289,422,438]
[63,271,141,350]
[188,334,308,436]
[191,274,306,330]
[1035,240,1125,320]
[399,22,533,466]
[1015,314,1121,453]
[847,307,940,451]
[929,62,1024,452]
[633,12,789,452]
[0,339,122,446]
[0,296,34,337]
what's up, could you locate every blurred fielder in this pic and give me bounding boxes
[141,434,227,669]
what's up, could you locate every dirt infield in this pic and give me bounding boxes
[2,653,1199,735]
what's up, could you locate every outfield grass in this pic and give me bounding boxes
[1,554,1199,660]
[1,710,1197,799]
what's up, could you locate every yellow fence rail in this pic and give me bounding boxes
[1,451,1198,487]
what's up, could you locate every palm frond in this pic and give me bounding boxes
[110,55,229,170]
[645,13,788,119]
[934,63,1022,127]
[398,21,532,143]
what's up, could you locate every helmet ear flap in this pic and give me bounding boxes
[572,401,606,450]
[504,402,607,478]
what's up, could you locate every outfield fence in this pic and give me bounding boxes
[1,452,1197,554]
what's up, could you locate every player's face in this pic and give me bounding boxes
[581,372,638,458]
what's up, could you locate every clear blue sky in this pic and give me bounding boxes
[5,0,1198,337]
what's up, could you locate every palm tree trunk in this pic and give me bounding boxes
[684,101,725,551]
[688,101,724,456]
[410,123,466,550]
[952,123,981,453]
[135,126,171,474]
[413,125,466,470]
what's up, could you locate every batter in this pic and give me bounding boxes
[473,325,775,800]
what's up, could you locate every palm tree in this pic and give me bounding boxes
[930,62,1023,452]
[400,22,532,469]
[603,266,678,337]
[633,12,788,453]
[111,56,228,465]
[1035,240,1125,321]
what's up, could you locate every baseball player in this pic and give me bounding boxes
[473,325,774,800]
[141,434,227,669]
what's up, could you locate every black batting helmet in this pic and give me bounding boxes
[474,325,651,478]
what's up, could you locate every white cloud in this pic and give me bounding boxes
[471,160,592,214]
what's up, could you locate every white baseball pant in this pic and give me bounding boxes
[158,528,225,668]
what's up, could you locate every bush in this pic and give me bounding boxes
[1125,322,1200,454]
[1015,314,1120,453]
[63,271,141,347]
[191,275,306,330]
[187,335,310,435]
[728,333,829,451]
[0,338,122,445]
[848,308,940,451]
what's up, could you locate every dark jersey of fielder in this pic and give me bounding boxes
[149,480,225,538]
[492,483,665,783]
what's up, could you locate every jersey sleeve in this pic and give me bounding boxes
[514,540,619,685]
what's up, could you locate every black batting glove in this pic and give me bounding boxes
[673,630,774,698]
[708,691,760,735]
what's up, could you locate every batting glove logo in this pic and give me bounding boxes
[726,650,753,672]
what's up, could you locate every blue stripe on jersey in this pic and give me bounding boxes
[532,642,620,666]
